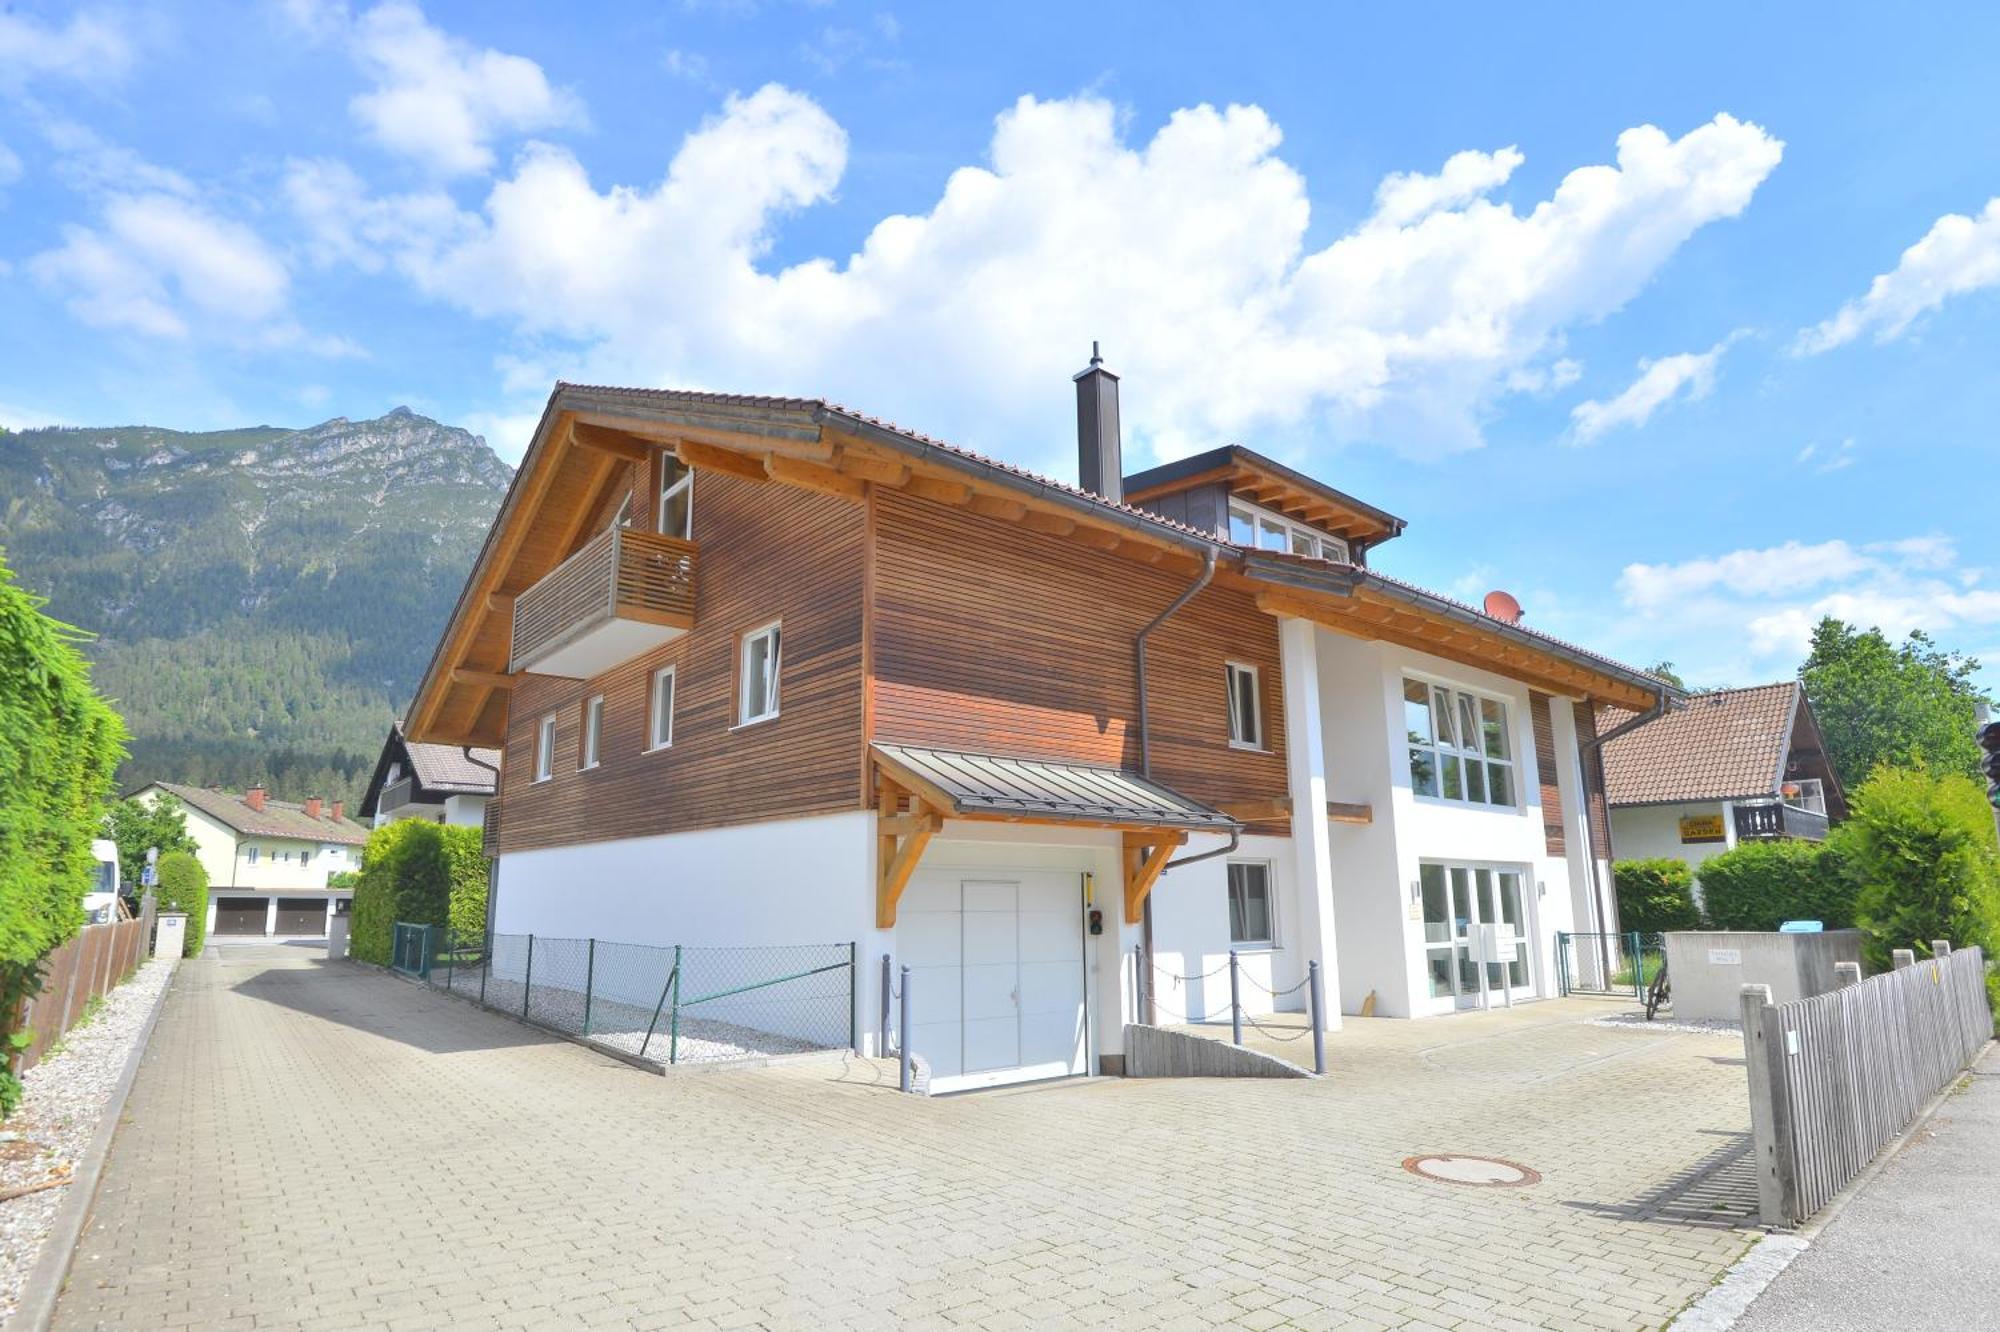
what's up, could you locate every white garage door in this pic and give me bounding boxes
[899,868,1088,1093]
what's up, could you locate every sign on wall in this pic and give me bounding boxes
[1679,813,1726,844]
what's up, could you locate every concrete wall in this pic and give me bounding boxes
[1665,929,1865,1022]
[1123,1024,1312,1078]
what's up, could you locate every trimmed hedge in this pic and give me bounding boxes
[350,821,489,965]
[1612,858,1702,934]
[155,850,209,957]
[1697,840,1856,932]
[1842,767,2000,973]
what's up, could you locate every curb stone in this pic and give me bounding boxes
[12,957,178,1332]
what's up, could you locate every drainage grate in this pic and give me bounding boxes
[1401,1153,1542,1188]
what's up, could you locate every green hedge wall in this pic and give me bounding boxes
[1697,840,1854,932]
[350,820,489,965]
[1612,858,1702,934]
[155,850,209,957]
[1842,767,2000,972]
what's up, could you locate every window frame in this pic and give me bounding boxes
[647,665,677,752]
[534,713,557,783]
[1225,860,1278,950]
[656,453,694,540]
[1403,675,1517,810]
[579,694,604,770]
[246,845,259,865]
[1226,498,1350,564]
[736,621,782,728]
[1225,660,1264,751]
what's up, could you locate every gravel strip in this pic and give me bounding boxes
[0,959,172,1325]
[470,974,831,1063]
[1592,1011,1742,1036]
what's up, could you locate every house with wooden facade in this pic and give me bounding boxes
[1600,681,1845,877]
[404,355,1674,1090]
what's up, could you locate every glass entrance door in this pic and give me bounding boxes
[1420,863,1534,1010]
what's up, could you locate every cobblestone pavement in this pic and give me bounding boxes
[53,947,1758,1331]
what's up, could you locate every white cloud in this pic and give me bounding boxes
[295,93,1782,467]
[345,1,584,176]
[1794,437,1856,473]
[0,9,135,85]
[1797,197,2000,353]
[1606,535,2000,683]
[0,141,20,189]
[1569,335,1739,442]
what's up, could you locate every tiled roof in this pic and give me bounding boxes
[1599,682,1801,807]
[404,739,501,794]
[146,782,372,845]
[873,743,1239,832]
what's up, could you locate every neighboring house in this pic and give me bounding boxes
[402,361,1673,1090]
[357,722,501,828]
[129,782,371,937]
[1601,681,1846,880]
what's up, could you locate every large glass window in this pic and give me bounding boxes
[1404,678,1514,808]
[738,623,781,725]
[1226,501,1350,563]
[657,455,693,539]
[1227,862,1274,947]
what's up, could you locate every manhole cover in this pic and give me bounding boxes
[1402,1153,1541,1187]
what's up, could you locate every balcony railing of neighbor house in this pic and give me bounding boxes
[378,775,415,814]
[508,526,698,676]
[1735,801,1830,843]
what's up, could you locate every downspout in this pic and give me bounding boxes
[1574,681,1673,967]
[1131,547,1243,873]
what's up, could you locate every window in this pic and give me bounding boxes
[1225,662,1262,749]
[534,714,557,782]
[1227,863,1275,947]
[246,846,259,865]
[657,455,693,539]
[738,623,781,725]
[648,666,676,750]
[1783,777,1826,815]
[580,694,604,769]
[1405,677,1514,808]
[1227,500,1350,563]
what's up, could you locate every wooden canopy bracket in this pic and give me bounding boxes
[1122,830,1187,925]
[875,771,944,928]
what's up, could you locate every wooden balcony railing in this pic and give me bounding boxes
[1734,801,1830,843]
[379,775,415,813]
[508,527,697,675]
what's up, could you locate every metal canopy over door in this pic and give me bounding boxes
[213,897,268,935]
[899,868,1088,1093]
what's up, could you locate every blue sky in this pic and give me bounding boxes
[4,1,1999,691]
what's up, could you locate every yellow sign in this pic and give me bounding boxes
[1679,813,1726,844]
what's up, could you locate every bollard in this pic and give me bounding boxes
[1893,948,1916,971]
[1308,959,1326,1076]
[1834,960,1862,989]
[522,933,535,1017]
[1229,950,1242,1046]
[880,952,892,1055]
[898,965,913,1093]
[1134,943,1147,1022]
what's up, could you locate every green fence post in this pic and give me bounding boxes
[669,944,683,1065]
[1631,931,1644,999]
[847,942,858,1052]
[446,928,455,991]
[523,933,535,1018]
[1556,932,1567,997]
[583,938,596,1036]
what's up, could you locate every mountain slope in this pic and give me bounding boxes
[0,409,511,805]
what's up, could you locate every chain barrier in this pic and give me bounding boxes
[1239,971,1312,999]
[1241,1010,1317,1042]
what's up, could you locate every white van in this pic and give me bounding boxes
[84,839,121,924]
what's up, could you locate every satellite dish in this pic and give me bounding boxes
[1483,590,1524,624]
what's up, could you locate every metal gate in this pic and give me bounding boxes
[391,922,435,979]
[1556,931,1662,998]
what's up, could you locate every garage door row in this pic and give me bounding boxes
[212,897,336,937]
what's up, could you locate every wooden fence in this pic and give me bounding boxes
[8,905,156,1075]
[1742,944,1994,1226]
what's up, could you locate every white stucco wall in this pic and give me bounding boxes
[1609,802,1735,871]
[1146,832,1302,1023]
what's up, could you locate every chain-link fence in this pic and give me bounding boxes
[392,923,856,1066]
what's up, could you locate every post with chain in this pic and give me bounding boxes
[522,934,534,1018]
[479,929,489,1005]
[898,965,913,1093]
[1308,959,1326,1075]
[1229,950,1242,1046]
[879,953,892,1056]
[583,938,596,1036]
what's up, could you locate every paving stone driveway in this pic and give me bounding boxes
[54,945,1761,1331]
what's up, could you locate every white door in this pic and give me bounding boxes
[899,868,1087,1093]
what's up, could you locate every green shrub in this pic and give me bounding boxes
[1842,767,2000,972]
[1697,840,1856,932]
[349,821,489,965]
[154,850,209,957]
[1613,859,1702,933]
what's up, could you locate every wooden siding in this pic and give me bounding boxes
[1529,692,1566,856]
[1573,701,1614,859]
[496,463,866,853]
[870,488,1288,826]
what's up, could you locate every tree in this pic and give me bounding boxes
[104,794,200,893]
[1841,767,2000,971]
[154,851,209,957]
[1801,618,1984,790]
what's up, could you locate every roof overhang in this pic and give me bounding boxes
[1122,445,1407,546]
[873,743,1239,833]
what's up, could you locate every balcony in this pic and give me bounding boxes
[379,775,416,814]
[509,526,697,678]
[1734,800,1830,843]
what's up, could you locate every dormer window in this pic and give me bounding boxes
[658,455,693,540]
[1228,501,1349,563]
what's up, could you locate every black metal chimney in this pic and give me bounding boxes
[1073,341,1122,503]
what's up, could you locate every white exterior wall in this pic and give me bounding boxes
[1146,832,1303,1023]
[442,793,488,827]
[1609,802,1736,871]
